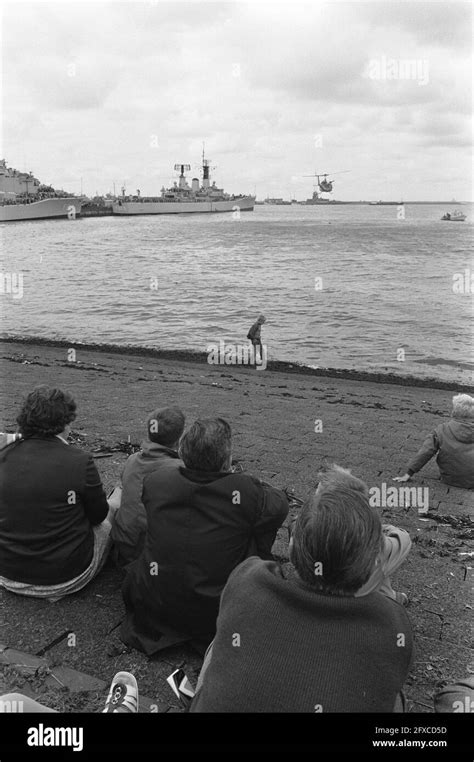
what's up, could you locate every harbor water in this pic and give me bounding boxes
[1,203,473,385]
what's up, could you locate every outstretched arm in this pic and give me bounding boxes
[393,430,440,481]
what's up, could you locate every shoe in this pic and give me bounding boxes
[395,592,409,607]
[102,671,139,713]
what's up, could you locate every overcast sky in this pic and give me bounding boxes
[1,0,472,200]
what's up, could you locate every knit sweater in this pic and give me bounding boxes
[191,557,413,713]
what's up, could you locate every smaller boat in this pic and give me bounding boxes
[441,209,466,221]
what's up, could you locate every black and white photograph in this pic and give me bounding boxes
[0,0,472,753]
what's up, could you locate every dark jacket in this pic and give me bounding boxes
[111,440,182,564]
[191,557,413,713]
[407,418,474,489]
[120,467,288,654]
[248,321,262,341]
[0,436,108,584]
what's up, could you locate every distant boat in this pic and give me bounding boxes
[303,190,343,205]
[369,200,403,206]
[263,197,291,205]
[441,210,466,222]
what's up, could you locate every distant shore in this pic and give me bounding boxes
[1,334,471,392]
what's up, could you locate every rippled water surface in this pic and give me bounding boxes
[1,203,473,383]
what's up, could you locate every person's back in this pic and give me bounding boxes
[434,418,474,488]
[0,388,108,587]
[191,557,413,713]
[112,406,185,565]
[191,464,413,712]
[121,418,288,654]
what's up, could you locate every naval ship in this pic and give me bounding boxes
[0,160,82,222]
[112,152,255,216]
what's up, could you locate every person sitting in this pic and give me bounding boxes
[0,386,112,600]
[354,521,411,605]
[393,393,474,489]
[336,470,411,605]
[120,417,289,655]
[111,406,185,566]
[191,465,413,713]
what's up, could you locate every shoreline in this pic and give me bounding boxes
[1,334,472,392]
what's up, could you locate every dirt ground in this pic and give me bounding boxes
[0,339,472,713]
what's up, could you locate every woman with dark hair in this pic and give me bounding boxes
[0,385,112,600]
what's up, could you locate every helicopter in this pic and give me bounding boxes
[303,170,350,194]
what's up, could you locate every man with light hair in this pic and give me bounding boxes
[191,464,413,712]
[394,393,474,489]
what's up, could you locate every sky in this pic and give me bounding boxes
[1,0,472,201]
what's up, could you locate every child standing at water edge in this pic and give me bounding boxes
[247,314,266,366]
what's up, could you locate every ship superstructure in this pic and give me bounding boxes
[112,151,255,215]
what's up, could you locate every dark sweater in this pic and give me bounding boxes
[191,557,413,713]
[0,436,108,584]
[121,467,288,654]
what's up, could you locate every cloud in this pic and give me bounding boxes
[2,0,471,201]
[354,1,473,49]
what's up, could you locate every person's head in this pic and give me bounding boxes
[257,314,266,324]
[147,406,185,448]
[16,385,77,438]
[289,464,383,596]
[178,417,232,472]
[451,394,474,421]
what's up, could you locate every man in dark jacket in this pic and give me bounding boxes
[111,406,185,565]
[0,386,110,599]
[120,417,288,655]
[191,465,413,713]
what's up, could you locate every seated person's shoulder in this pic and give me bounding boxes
[372,589,412,624]
[230,472,264,490]
[59,442,96,468]
[121,449,141,470]
[143,461,181,486]
[227,555,283,589]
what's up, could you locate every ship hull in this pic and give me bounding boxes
[0,198,82,222]
[112,196,255,215]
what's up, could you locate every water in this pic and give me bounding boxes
[1,204,473,384]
